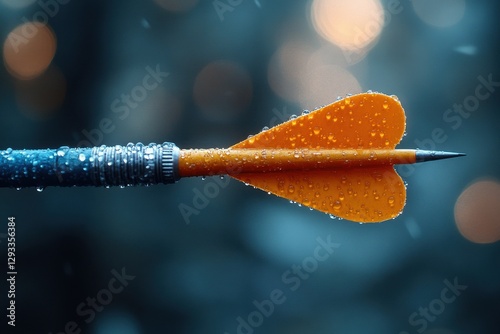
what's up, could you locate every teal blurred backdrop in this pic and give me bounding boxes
[0,1,499,333]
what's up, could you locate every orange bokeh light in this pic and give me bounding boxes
[454,180,500,244]
[310,0,384,53]
[3,22,57,80]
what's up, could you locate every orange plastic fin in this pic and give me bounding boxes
[231,92,406,150]
[229,166,406,223]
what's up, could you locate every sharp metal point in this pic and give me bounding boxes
[415,150,466,163]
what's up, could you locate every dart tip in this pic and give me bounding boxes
[415,150,466,163]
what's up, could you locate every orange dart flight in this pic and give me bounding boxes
[177,92,464,222]
[0,92,464,223]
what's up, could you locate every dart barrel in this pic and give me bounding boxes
[0,143,180,188]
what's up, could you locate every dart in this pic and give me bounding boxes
[0,92,464,222]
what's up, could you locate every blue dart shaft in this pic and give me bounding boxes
[0,142,179,188]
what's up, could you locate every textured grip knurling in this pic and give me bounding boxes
[0,142,180,188]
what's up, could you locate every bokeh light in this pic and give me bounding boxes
[412,0,465,28]
[454,179,500,244]
[311,0,384,53]
[153,0,198,12]
[3,22,57,80]
[193,60,252,122]
[267,40,311,102]
[268,40,362,108]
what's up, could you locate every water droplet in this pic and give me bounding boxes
[220,175,224,180]
[328,214,336,219]
[313,126,320,135]
[201,176,206,181]
[15,187,22,191]
[36,186,44,192]
[333,200,342,211]
[382,102,389,109]
[388,196,395,206]
[57,150,65,157]
[370,131,377,137]
[325,113,332,120]
[288,185,295,193]
[323,185,329,191]
[289,114,297,120]
[261,126,269,132]
[293,152,300,158]
[107,162,113,166]
[5,148,13,154]
[78,154,86,162]
[379,132,385,138]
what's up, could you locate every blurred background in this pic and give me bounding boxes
[0,0,499,333]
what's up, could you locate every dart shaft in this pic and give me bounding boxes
[178,148,417,177]
[0,143,179,188]
[0,142,461,189]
